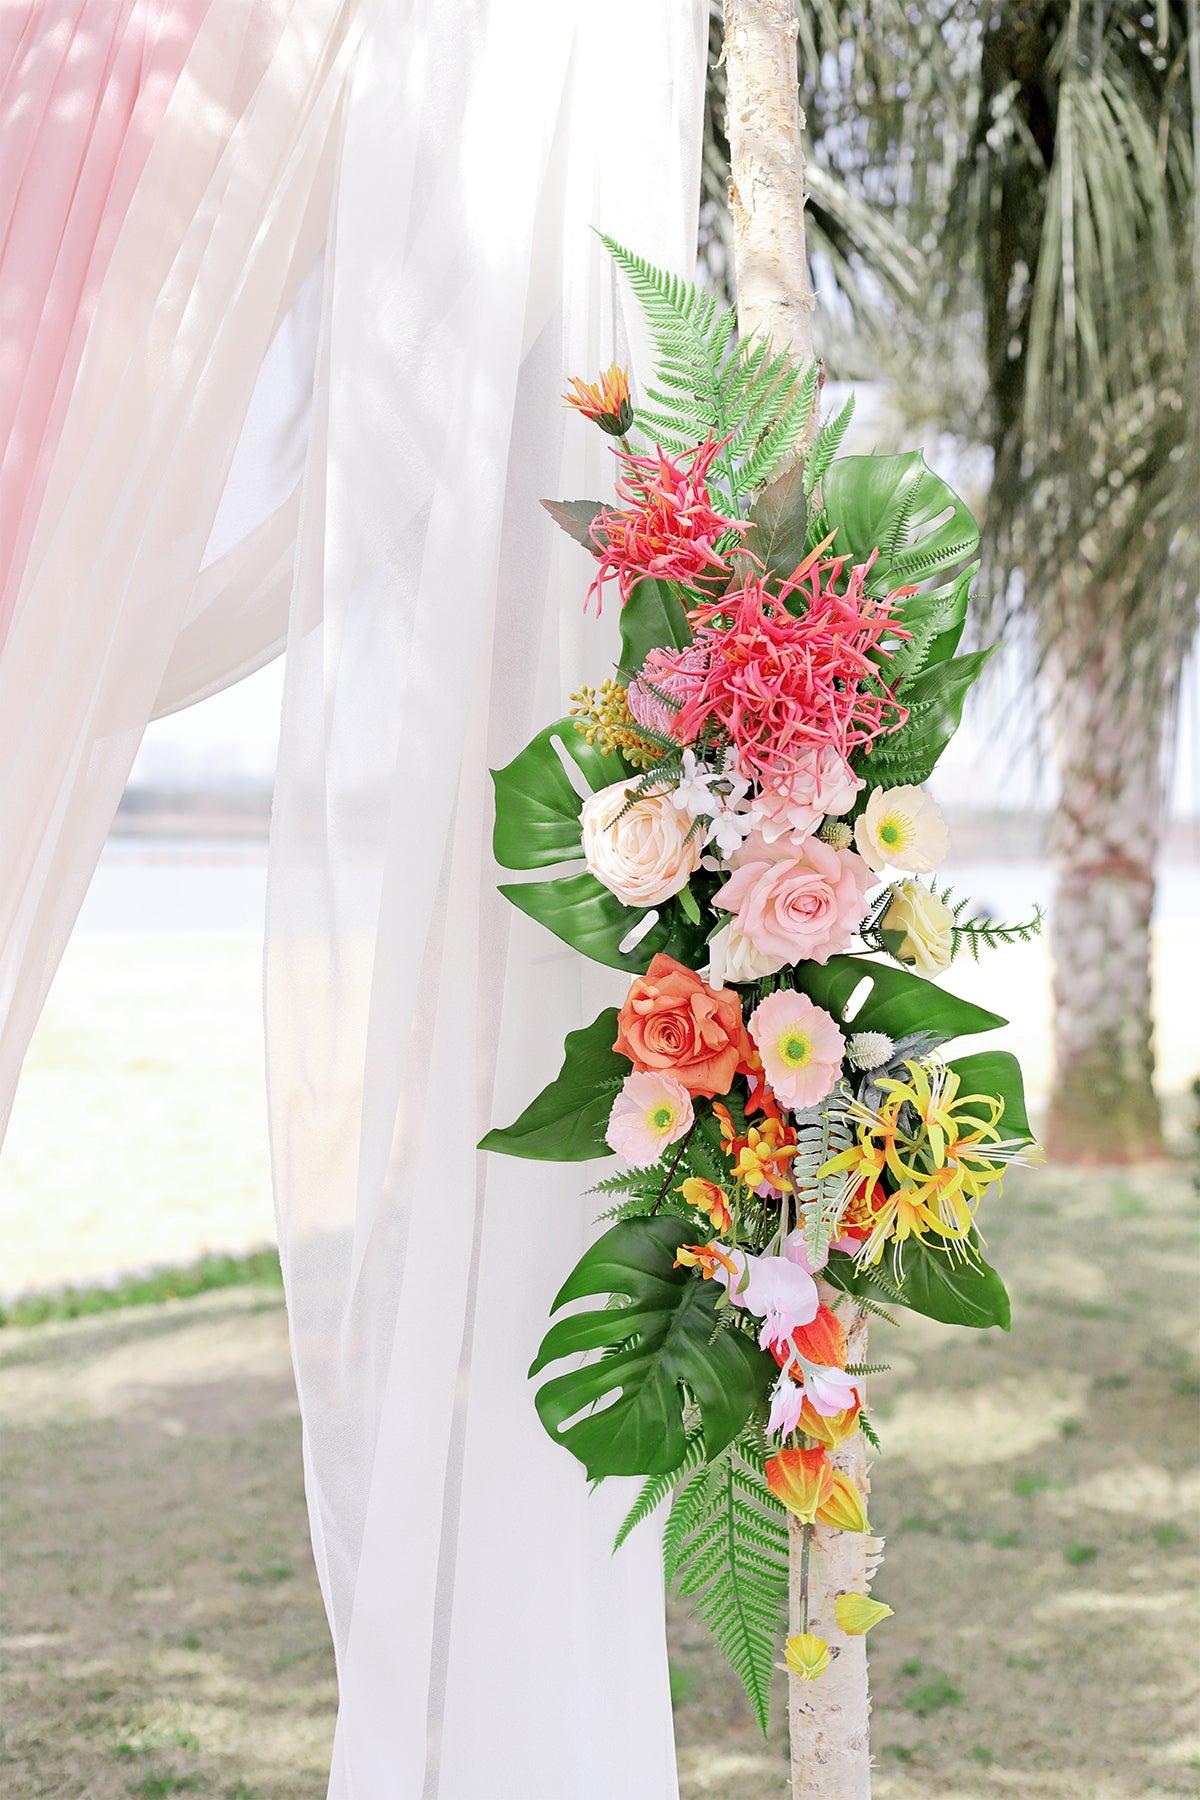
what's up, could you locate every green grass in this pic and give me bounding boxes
[902,1672,963,1718]
[1064,1543,1099,1567]
[0,1249,282,1329]
[1152,1522,1186,1548]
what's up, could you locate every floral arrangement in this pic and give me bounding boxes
[483,242,1043,1731]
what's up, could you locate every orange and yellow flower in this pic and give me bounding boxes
[766,1447,834,1524]
[677,1177,733,1234]
[674,1241,740,1282]
[783,1632,832,1679]
[815,1470,872,1534]
[714,1102,799,1197]
[563,362,633,435]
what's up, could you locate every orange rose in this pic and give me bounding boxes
[614,954,751,1099]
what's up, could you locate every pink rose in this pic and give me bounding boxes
[751,746,863,846]
[714,831,873,966]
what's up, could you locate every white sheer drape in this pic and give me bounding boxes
[1,2,708,1793]
[268,5,708,1793]
[0,0,356,1134]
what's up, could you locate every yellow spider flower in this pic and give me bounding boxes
[819,1060,1037,1271]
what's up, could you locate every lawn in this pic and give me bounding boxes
[2,1159,1197,1799]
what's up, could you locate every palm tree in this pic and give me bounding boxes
[704,0,1198,1160]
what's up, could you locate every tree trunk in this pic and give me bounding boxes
[1045,613,1169,1162]
[722,2,874,1791]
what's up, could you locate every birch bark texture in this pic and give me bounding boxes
[722,1,874,1792]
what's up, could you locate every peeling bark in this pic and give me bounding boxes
[722,0,815,361]
[722,2,874,1789]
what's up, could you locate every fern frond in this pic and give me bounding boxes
[858,1410,883,1452]
[664,1444,788,1735]
[601,235,818,506]
[931,887,1047,962]
[804,394,856,498]
[614,1430,707,1551]
[791,1084,854,1267]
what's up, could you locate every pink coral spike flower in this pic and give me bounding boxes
[656,559,911,790]
[587,433,744,613]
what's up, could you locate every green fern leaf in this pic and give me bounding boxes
[665,1444,789,1735]
[614,1429,707,1551]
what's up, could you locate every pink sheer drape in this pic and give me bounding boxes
[0,0,211,636]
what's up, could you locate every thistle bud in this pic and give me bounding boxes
[846,1030,896,1072]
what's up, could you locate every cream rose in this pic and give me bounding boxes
[581,780,701,907]
[881,880,955,976]
[706,921,785,987]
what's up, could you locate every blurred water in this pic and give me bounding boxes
[81,835,1198,934]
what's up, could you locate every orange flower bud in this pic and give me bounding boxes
[766,1447,834,1524]
[815,1469,871,1534]
[797,1395,861,1449]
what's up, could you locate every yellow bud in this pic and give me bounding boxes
[815,1469,872,1534]
[783,1632,832,1680]
[834,1592,894,1636]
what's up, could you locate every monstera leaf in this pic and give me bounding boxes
[828,1237,1011,1331]
[530,1216,771,1480]
[822,451,979,594]
[792,954,1007,1045]
[480,1007,625,1161]
[492,718,705,974]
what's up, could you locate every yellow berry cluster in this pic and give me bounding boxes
[569,680,661,770]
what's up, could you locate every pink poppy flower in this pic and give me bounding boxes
[748,990,844,1110]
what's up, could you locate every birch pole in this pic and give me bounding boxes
[722,2,875,1792]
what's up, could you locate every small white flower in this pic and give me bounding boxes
[669,749,720,818]
[705,807,756,859]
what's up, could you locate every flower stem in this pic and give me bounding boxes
[650,1123,697,1214]
[799,1521,813,1634]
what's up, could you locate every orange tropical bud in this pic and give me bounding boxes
[563,363,633,435]
[797,1394,861,1449]
[766,1447,834,1524]
[815,1469,871,1534]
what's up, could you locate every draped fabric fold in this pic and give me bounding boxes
[0,0,358,1138]
[1,1,710,1792]
[266,5,708,1792]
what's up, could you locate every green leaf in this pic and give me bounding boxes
[826,1238,1011,1330]
[619,576,692,675]
[859,647,996,788]
[948,1050,1034,1144]
[499,870,704,974]
[822,451,980,593]
[491,719,623,871]
[530,1217,772,1480]
[742,459,809,584]
[885,562,976,680]
[541,498,606,553]
[791,954,1007,1044]
[614,1429,707,1551]
[479,1008,625,1161]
